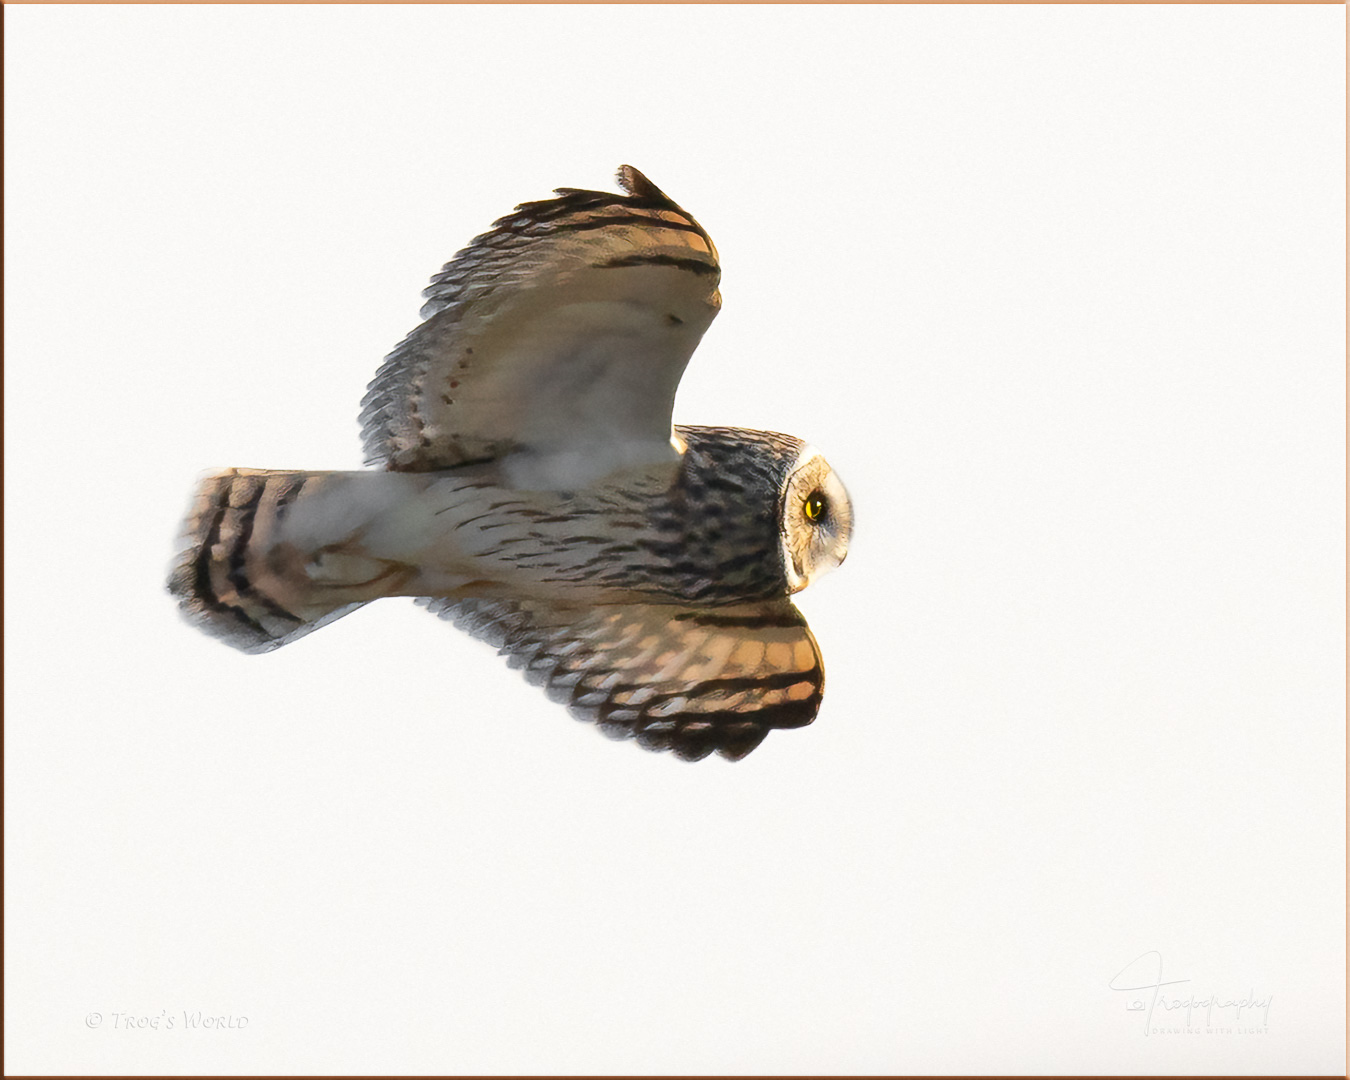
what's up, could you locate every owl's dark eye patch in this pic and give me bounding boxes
[803,491,828,523]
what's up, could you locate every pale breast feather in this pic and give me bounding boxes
[360,166,722,480]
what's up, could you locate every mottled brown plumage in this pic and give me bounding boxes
[171,167,852,760]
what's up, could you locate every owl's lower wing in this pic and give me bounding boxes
[423,596,824,761]
[361,166,720,487]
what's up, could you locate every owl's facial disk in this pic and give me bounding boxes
[780,447,852,593]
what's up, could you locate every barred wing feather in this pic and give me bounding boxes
[424,596,824,761]
[360,166,721,485]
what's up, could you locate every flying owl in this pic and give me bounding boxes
[170,166,853,761]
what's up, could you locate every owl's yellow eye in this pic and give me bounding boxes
[803,491,828,523]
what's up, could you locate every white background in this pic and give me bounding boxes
[5,5,1345,1074]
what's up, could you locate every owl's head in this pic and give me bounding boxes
[780,446,852,593]
[672,425,852,604]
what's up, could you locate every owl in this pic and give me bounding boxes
[170,166,852,761]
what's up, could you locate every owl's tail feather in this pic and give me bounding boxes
[168,469,376,654]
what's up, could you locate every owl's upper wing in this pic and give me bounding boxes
[360,166,721,485]
[424,595,823,761]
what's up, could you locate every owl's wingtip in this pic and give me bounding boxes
[615,164,666,200]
